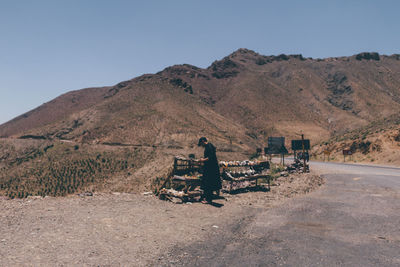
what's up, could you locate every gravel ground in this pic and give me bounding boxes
[160,162,400,267]
[0,173,322,266]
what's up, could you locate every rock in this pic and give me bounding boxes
[77,192,93,197]
[355,52,380,61]
[27,196,42,200]
[280,171,289,177]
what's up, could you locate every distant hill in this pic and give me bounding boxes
[313,114,400,165]
[1,49,400,198]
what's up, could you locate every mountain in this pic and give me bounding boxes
[312,113,400,165]
[1,49,400,198]
[2,49,400,143]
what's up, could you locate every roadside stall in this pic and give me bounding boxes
[158,156,271,202]
[220,160,271,193]
[158,156,203,202]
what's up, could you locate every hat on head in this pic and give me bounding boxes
[198,137,207,146]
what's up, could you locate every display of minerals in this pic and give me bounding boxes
[222,180,254,192]
[222,169,256,180]
[172,174,201,181]
[219,160,260,167]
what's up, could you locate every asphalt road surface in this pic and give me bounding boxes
[168,161,400,266]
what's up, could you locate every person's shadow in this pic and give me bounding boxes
[213,195,226,200]
[208,202,224,208]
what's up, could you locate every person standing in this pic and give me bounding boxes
[198,137,221,204]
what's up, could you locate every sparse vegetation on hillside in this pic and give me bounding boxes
[0,141,139,198]
[355,52,380,61]
[169,78,193,94]
[313,114,400,165]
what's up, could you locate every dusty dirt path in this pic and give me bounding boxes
[0,173,322,266]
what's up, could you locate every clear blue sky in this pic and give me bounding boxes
[1,0,399,124]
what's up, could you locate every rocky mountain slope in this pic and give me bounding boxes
[2,49,400,143]
[1,49,399,198]
[313,114,400,165]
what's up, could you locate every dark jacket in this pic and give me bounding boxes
[201,143,222,191]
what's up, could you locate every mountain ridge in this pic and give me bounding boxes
[2,49,400,137]
[0,48,399,197]
[2,48,400,138]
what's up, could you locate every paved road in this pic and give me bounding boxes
[169,162,400,266]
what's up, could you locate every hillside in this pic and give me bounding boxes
[0,49,400,198]
[2,49,400,143]
[313,114,400,165]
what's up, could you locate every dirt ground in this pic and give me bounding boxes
[0,172,322,266]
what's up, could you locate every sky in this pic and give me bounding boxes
[0,0,399,124]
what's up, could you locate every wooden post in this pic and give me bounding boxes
[301,134,306,173]
[173,157,177,175]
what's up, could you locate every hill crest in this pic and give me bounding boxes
[1,48,400,145]
[1,48,400,198]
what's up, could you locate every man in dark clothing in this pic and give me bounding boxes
[198,137,221,204]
